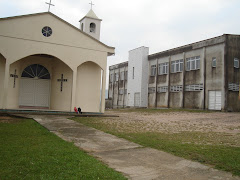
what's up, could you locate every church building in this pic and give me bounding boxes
[0,9,114,113]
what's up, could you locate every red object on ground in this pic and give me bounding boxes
[74,107,78,113]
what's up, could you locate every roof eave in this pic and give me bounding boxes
[0,12,114,51]
[79,16,102,22]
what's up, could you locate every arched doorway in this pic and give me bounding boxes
[19,64,51,109]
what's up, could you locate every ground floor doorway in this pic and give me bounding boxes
[19,64,50,109]
[208,91,221,110]
[134,92,140,107]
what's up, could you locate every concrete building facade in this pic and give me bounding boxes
[108,61,128,108]
[107,34,240,111]
[148,34,239,111]
[108,47,149,108]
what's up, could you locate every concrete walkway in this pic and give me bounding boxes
[19,115,240,180]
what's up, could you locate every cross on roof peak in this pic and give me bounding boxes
[89,1,95,9]
[45,0,55,12]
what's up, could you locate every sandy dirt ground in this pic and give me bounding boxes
[104,110,240,147]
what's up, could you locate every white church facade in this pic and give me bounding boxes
[0,10,114,113]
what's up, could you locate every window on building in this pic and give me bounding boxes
[171,59,183,73]
[170,85,183,92]
[125,71,128,80]
[212,57,216,68]
[151,65,157,76]
[90,23,96,33]
[228,83,239,91]
[115,73,119,81]
[109,91,112,98]
[118,95,123,101]
[148,87,155,93]
[110,74,114,82]
[124,89,127,94]
[120,71,125,80]
[186,56,200,71]
[157,86,168,93]
[185,84,204,91]
[133,67,134,79]
[158,62,168,75]
[119,89,124,95]
[21,64,50,79]
[42,26,52,37]
[234,58,239,68]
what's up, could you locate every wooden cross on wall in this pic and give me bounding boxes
[10,69,18,88]
[57,74,67,92]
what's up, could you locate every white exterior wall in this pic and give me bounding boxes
[205,43,225,110]
[141,47,149,107]
[80,17,101,40]
[0,12,114,113]
[127,46,149,107]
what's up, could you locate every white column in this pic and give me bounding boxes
[3,62,10,109]
[100,69,106,113]
[71,68,77,112]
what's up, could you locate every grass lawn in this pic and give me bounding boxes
[0,115,126,180]
[73,111,240,177]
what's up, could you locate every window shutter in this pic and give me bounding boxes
[186,59,190,71]
[234,58,239,68]
[212,58,216,67]
[171,62,175,73]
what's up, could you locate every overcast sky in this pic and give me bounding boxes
[1,0,240,89]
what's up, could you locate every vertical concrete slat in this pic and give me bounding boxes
[224,34,229,111]
[3,62,10,109]
[108,70,110,100]
[167,56,171,108]
[71,68,77,112]
[203,47,206,109]
[123,66,126,108]
[222,41,226,110]
[112,69,115,108]
[117,68,120,108]
[182,52,186,108]
[155,59,158,108]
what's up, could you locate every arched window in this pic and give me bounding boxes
[90,23,96,33]
[21,64,50,79]
[81,23,84,31]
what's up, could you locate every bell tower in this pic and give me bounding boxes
[79,7,102,40]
